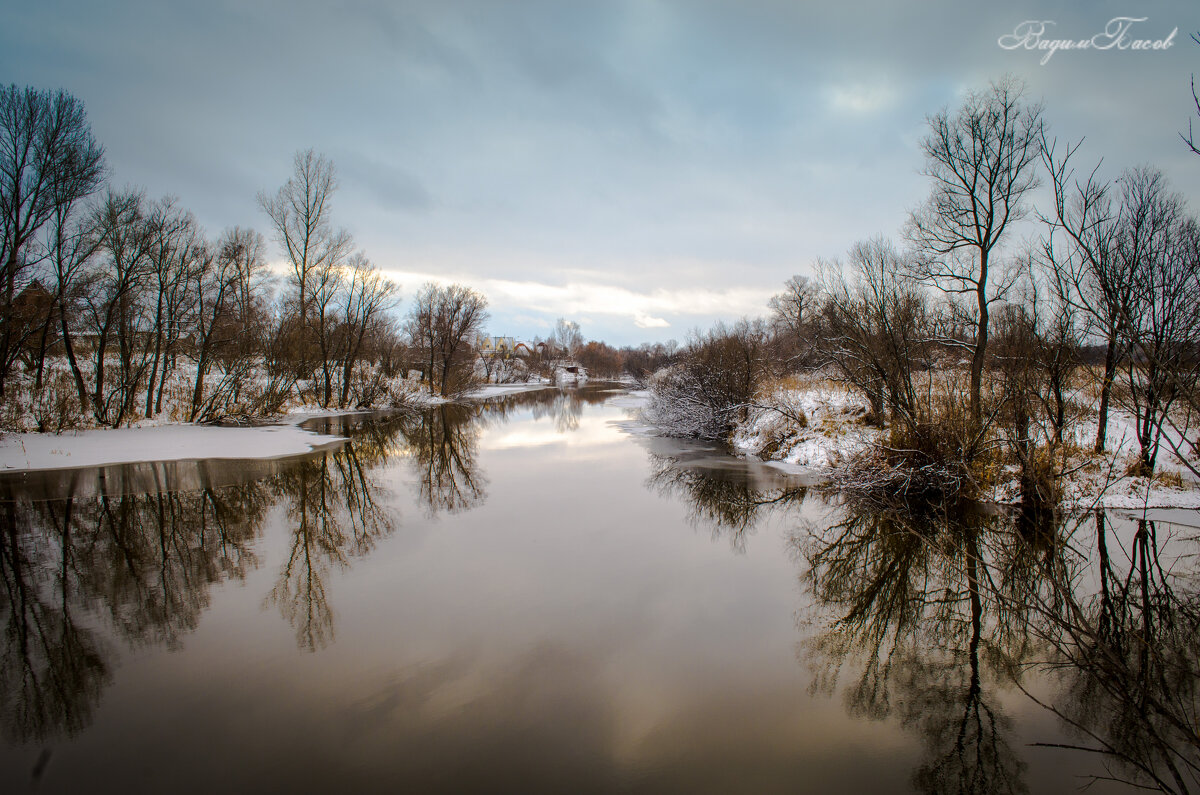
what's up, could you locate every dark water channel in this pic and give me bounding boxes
[1,384,1197,793]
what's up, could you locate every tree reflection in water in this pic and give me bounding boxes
[0,409,417,741]
[646,439,1198,793]
[2,390,1197,793]
[0,478,270,743]
[268,438,396,651]
[397,404,488,517]
[801,492,1200,794]
[645,453,807,552]
[474,384,616,434]
[1029,512,1200,794]
[800,496,1030,794]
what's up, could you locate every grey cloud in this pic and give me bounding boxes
[3,0,1198,346]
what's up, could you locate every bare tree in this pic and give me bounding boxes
[768,274,818,368]
[188,227,267,421]
[258,149,351,389]
[990,270,1082,506]
[576,340,623,379]
[38,147,104,405]
[817,237,931,428]
[1115,170,1199,474]
[552,318,583,358]
[307,248,345,407]
[1040,138,1129,453]
[0,85,105,397]
[405,283,488,397]
[769,275,817,336]
[81,189,154,426]
[337,253,399,408]
[906,76,1044,423]
[644,319,770,440]
[1182,32,1200,157]
[143,197,202,417]
[258,150,349,322]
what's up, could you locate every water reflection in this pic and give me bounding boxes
[268,443,395,651]
[474,384,618,434]
[1043,514,1200,794]
[0,481,268,743]
[646,452,807,551]
[801,496,1031,794]
[0,388,625,747]
[1,386,1197,794]
[0,401,485,741]
[402,404,487,516]
[800,492,1200,794]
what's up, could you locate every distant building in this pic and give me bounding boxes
[553,361,588,384]
[475,335,520,357]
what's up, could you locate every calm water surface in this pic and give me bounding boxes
[1,385,1196,793]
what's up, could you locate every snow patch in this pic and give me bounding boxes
[0,419,347,473]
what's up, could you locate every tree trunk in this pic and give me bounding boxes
[59,301,91,414]
[0,255,16,399]
[33,308,53,390]
[1095,332,1117,453]
[155,346,170,415]
[145,292,164,417]
[92,323,110,424]
[969,257,989,426]
[190,344,210,422]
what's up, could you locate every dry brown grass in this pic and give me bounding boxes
[767,373,852,394]
[1154,469,1186,489]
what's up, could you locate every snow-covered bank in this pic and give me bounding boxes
[722,380,1200,511]
[465,382,552,400]
[0,417,348,473]
[731,386,873,470]
[0,379,560,473]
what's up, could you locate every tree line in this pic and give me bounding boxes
[0,86,487,429]
[649,74,1200,505]
[0,82,688,432]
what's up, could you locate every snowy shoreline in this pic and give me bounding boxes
[725,383,1200,511]
[0,381,555,474]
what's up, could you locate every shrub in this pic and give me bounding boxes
[644,322,770,441]
[837,389,995,502]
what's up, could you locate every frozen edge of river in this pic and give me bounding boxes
[0,382,559,473]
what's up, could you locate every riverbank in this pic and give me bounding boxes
[0,381,553,473]
[727,378,1200,510]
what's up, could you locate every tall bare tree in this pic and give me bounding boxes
[0,85,105,397]
[1115,170,1198,475]
[906,76,1044,423]
[189,227,267,421]
[82,189,153,425]
[769,275,817,337]
[1040,138,1129,453]
[768,274,818,369]
[38,142,104,402]
[258,149,351,390]
[143,197,202,417]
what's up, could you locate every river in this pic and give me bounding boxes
[1,384,1196,793]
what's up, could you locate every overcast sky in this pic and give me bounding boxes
[4,0,1198,345]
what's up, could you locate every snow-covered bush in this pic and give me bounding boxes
[644,363,728,440]
[643,322,771,441]
[732,394,808,459]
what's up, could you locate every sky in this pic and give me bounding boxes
[4,0,1199,346]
